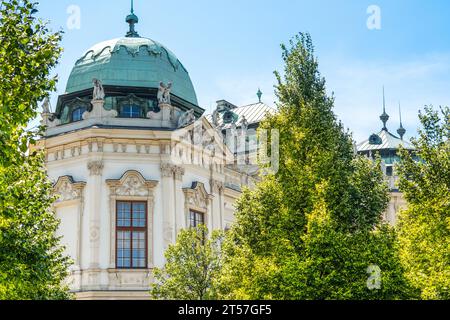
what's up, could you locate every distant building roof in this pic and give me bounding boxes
[206,101,275,129]
[357,88,415,155]
[357,129,414,152]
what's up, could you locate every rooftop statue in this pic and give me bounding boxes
[157,81,172,105]
[212,108,220,128]
[230,121,237,138]
[92,78,105,100]
[40,97,60,128]
[240,115,249,133]
[42,97,51,114]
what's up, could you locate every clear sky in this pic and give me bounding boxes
[35,0,450,142]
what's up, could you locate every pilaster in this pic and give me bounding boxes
[161,163,175,249]
[173,166,185,233]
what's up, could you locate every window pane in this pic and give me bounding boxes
[132,203,146,227]
[189,211,204,228]
[132,231,146,268]
[72,107,86,122]
[189,211,196,228]
[117,231,131,268]
[117,202,131,227]
[121,105,141,118]
[197,212,204,225]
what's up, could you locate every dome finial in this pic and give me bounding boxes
[397,102,406,140]
[257,88,262,103]
[380,86,389,131]
[126,0,140,37]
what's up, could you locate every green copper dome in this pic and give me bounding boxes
[65,37,199,106]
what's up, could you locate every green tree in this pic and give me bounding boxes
[0,0,71,299]
[219,33,415,300]
[397,106,450,300]
[150,226,224,300]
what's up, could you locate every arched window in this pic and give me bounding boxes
[121,105,141,118]
[72,107,87,122]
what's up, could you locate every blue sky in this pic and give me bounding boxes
[35,0,450,142]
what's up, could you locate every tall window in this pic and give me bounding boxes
[116,201,147,269]
[189,210,205,228]
[121,105,141,118]
[72,107,87,122]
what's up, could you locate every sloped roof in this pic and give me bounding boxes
[357,129,414,152]
[206,102,275,129]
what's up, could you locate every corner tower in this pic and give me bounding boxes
[37,2,250,300]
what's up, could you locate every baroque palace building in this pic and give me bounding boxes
[37,5,272,300]
[36,5,412,300]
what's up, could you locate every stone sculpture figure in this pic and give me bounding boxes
[193,124,204,145]
[157,81,172,105]
[178,109,195,128]
[42,97,51,113]
[40,97,61,128]
[92,78,105,100]
[212,108,220,128]
[240,116,249,133]
[230,121,237,138]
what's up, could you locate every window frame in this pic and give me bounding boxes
[386,166,394,177]
[115,200,148,269]
[189,209,205,228]
[72,106,87,122]
[120,104,142,118]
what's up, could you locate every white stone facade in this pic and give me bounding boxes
[38,117,253,300]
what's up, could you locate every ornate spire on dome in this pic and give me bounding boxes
[126,0,140,38]
[380,86,389,131]
[257,88,262,103]
[397,102,406,140]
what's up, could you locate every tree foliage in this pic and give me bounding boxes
[397,106,450,300]
[150,226,224,300]
[0,0,71,299]
[219,33,414,300]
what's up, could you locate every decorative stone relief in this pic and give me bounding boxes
[87,161,104,176]
[53,176,86,203]
[108,270,152,288]
[160,163,185,181]
[173,166,185,181]
[161,163,175,178]
[178,109,195,128]
[106,171,158,197]
[117,175,149,196]
[211,179,225,194]
[183,182,213,212]
[89,225,100,241]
